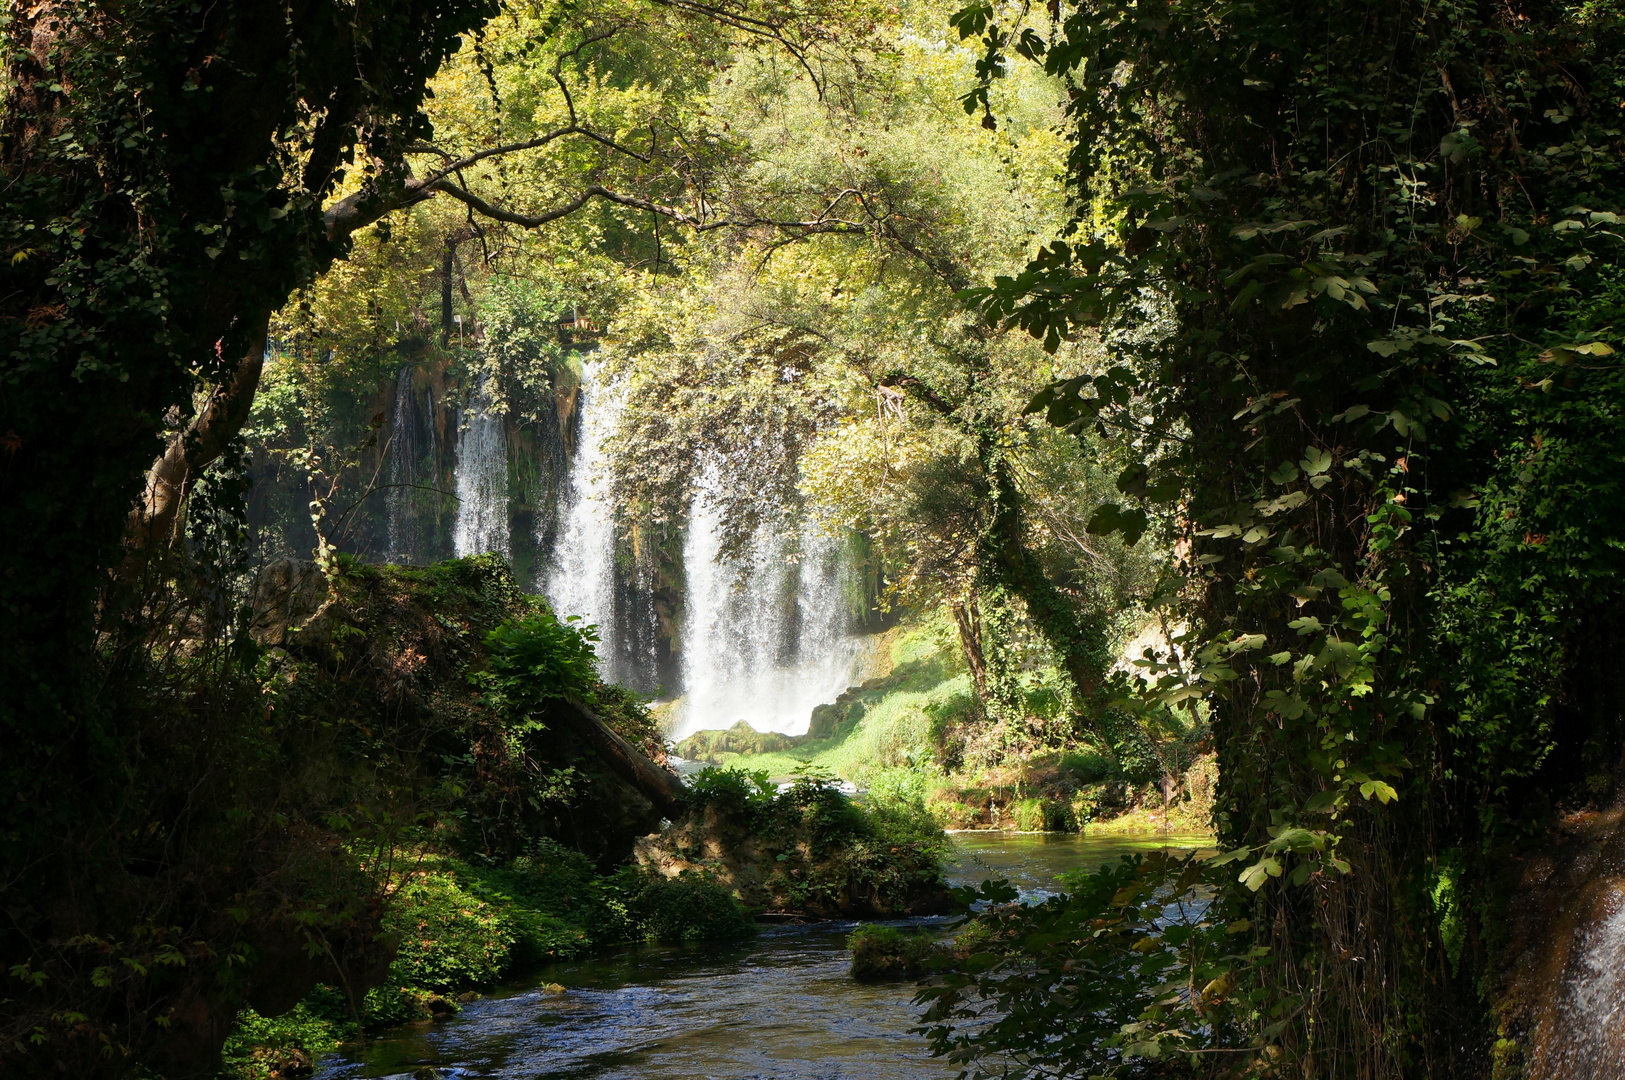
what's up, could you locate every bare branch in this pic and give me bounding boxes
[429,177,868,236]
[429,181,604,229]
[649,0,828,98]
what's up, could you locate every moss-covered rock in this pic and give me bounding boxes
[635,770,952,919]
[847,925,942,982]
[676,720,799,761]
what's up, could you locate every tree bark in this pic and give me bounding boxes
[555,695,687,818]
[122,314,271,576]
[951,598,989,704]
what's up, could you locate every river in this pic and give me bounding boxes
[315,831,1211,1080]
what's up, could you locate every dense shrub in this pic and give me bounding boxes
[1057,751,1117,785]
[648,766,952,917]
[1009,797,1071,832]
[383,872,516,991]
[219,987,356,1080]
[458,841,632,962]
[473,610,601,722]
[765,779,950,915]
[683,766,778,822]
[622,870,757,944]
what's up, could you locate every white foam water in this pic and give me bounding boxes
[1537,881,1625,1079]
[543,361,657,686]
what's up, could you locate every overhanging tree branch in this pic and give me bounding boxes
[429,177,868,235]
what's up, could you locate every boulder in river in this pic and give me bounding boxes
[635,775,952,919]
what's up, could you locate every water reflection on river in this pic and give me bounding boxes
[315,831,1209,1080]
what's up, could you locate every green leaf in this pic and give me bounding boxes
[1085,503,1150,545]
[1359,780,1399,804]
[1239,857,1283,891]
[1204,845,1255,867]
[1300,446,1333,475]
[1303,790,1339,814]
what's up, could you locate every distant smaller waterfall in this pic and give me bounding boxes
[385,367,419,564]
[670,480,865,741]
[452,374,510,558]
[545,361,657,688]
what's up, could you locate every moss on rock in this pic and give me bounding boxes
[636,769,952,919]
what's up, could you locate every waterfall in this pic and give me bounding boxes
[1524,868,1625,1080]
[385,366,419,564]
[1552,893,1625,1078]
[544,361,657,688]
[534,364,864,728]
[452,374,510,558]
[669,479,865,741]
[1504,806,1625,1080]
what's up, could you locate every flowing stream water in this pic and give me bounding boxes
[1515,818,1625,1080]
[315,831,1210,1080]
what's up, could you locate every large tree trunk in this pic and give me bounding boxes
[0,4,504,1075]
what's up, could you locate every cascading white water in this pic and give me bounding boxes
[385,366,419,564]
[533,364,864,727]
[1559,892,1625,1077]
[452,375,510,558]
[1529,873,1625,1080]
[669,479,866,741]
[544,361,654,685]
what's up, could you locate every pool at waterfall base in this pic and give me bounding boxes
[315,831,1211,1080]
